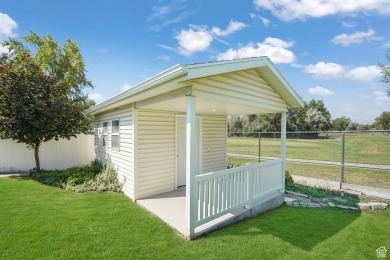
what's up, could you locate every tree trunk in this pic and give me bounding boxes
[34,145,40,172]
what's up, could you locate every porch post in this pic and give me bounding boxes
[186,95,196,237]
[280,112,287,192]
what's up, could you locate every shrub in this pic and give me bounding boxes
[36,159,118,192]
[285,170,294,186]
[36,159,104,187]
[36,170,69,188]
[67,160,123,193]
[227,160,241,169]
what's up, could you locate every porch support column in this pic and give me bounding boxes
[280,112,287,192]
[186,94,196,238]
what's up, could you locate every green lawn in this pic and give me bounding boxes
[228,157,390,189]
[1,178,390,259]
[228,133,390,165]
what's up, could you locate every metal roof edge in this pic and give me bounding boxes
[264,59,304,108]
[185,57,269,79]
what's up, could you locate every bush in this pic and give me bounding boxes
[285,170,294,186]
[35,170,69,188]
[35,159,123,193]
[227,160,241,169]
[67,160,123,192]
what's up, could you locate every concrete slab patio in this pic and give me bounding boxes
[137,186,284,239]
[137,187,187,235]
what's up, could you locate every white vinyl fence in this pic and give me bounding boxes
[194,159,284,227]
[0,135,95,172]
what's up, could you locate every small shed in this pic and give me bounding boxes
[86,57,303,238]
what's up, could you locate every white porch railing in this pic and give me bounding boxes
[194,159,284,227]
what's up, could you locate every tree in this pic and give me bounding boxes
[2,31,93,101]
[304,108,331,131]
[347,122,371,131]
[378,50,390,97]
[228,116,244,133]
[0,53,91,172]
[373,112,390,130]
[332,116,351,131]
[301,99,332,131]
[286,107,302,132]
[227,99,332,133]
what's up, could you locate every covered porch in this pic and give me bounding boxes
[137,159,286,238]
[134,58,301,239]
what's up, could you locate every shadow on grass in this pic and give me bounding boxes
[211,206,360,251]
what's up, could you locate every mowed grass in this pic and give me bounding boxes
[228,133,390,165]
[228,157,390,189]
[1,178,390,259]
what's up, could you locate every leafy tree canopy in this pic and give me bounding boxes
[0,53,91,171]
[378,49,390,97]
[332,116,351,131]
[2,31,93,100]
[228,99,333,133]
[373,111,390,130]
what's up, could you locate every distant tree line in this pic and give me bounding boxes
[228,99,390,133]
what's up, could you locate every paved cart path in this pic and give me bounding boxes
[0,172,29,178]
[228,153,390,170]
[292,175,390,200]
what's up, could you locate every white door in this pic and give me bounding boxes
[176,116,200,187]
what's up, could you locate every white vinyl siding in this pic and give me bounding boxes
[137,110,176,199]
[202,115,227,173]
[95,105,134,199]
[192,69,288,113]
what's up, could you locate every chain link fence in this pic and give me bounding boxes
[227,130,390,190]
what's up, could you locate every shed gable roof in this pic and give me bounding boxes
[86,57,303,116]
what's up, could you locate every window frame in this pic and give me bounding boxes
[111,119,120,150]
[102,121,108,147]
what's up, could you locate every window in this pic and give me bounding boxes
[102,122,108,146]
[111,120,120,149]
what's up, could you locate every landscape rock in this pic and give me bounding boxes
[286,191,309,198]
[328,202,335,207]
[356,203,371,210]
[356,202,388,210]
[284,197,296,203]
[333,197,348,203]
[336,205,350,209]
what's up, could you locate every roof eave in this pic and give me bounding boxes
[85,64,187,115]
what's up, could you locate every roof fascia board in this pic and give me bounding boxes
[260,62,304,108]
[186,57,269,80]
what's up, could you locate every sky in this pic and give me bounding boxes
[1,0,390,124]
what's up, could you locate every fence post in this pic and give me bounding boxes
[246,165,254,209]
[258,132,261,163]
[340,132,345,190]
